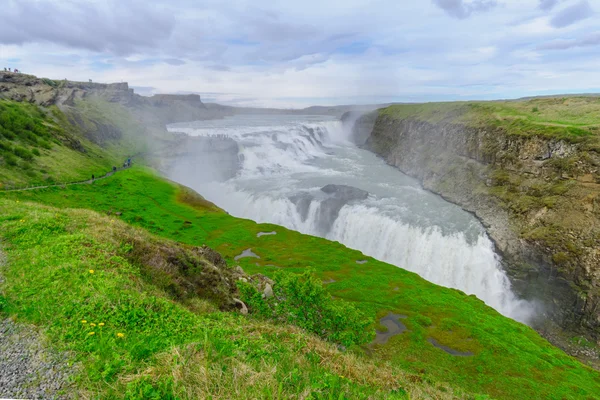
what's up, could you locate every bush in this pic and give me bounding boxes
[239,270,373,347]
[31,148,40,156]
[13,146,33,160]
[2,152,18,166]
[41,78,58,88]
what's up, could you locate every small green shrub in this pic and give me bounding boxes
[0,295,7,312]
[125,377,176,400]
[3,152,18,166]
[239,270,373,347]
[13,146,33,160]
[552,252,571,265]
[41,78,58,88]
[31,148,41,156]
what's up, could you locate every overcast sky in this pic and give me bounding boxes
[1,0,599,107]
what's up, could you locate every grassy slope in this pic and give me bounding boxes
[0,100,121,187]
[0,199,463,399]
[3,167,600,399]
[380,96,600,144]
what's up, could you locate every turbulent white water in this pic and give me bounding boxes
[167,115,533,322]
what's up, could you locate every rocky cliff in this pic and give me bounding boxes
[0,72,231,128]
[359,101,600,338]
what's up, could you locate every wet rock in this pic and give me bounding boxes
[312,184,370,235]
[289,193,313,222]
[321,184,369,201]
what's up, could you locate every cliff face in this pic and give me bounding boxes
[361,110,600,337]
[0,73,230,126]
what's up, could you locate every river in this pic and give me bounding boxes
[167,114,532,322]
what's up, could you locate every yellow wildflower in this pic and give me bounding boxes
[81,320,87,324]
[90,323,96,327]
[117,332,125,338]
[98,323,105,327]
[89,270,94,274]
[88,332,95,336]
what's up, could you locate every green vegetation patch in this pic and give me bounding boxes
[0,199,463,399]
[381,96,600,142]
[0,100,120,188]
[3,167,599,399]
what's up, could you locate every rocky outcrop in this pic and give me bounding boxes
[289,184,370,235]
[0,73,135,107]
[362,113,600,337]
[341,111,377,145]
[0,72,231,128]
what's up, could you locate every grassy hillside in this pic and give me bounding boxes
[3,167,600,399]
[1,198,464,399]
[380,97,600,144]
[0,100,122,187]
[0,96,169,189]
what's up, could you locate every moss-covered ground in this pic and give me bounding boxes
[2,167,600,399]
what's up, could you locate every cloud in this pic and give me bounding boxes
[4,0,600,107]
[539,0,560,11]
[539,32,600,50]
[0,0,175,55]
[164,59,186,66]
[550,0,593,28]
[432,0,498,19]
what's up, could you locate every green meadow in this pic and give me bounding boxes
[2,167,599,399]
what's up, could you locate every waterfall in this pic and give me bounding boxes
[168,114,533,323]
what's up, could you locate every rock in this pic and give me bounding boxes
[320,184,369,201]
[364,112,600,338]
[312,184,369,235]
[263,283,274,299]
[233,298,248,315]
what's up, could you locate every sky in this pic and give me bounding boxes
[1,0,599,108]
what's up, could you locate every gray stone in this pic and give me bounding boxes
[263,283,274,299]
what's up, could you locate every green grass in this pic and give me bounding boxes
[3,167,600,399]
[0,198,463,399]
[0,100,119,188]
[381,96,600,142]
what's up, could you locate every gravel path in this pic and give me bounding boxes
[0,250,76,399]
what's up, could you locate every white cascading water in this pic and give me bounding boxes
[167,115,532,323]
